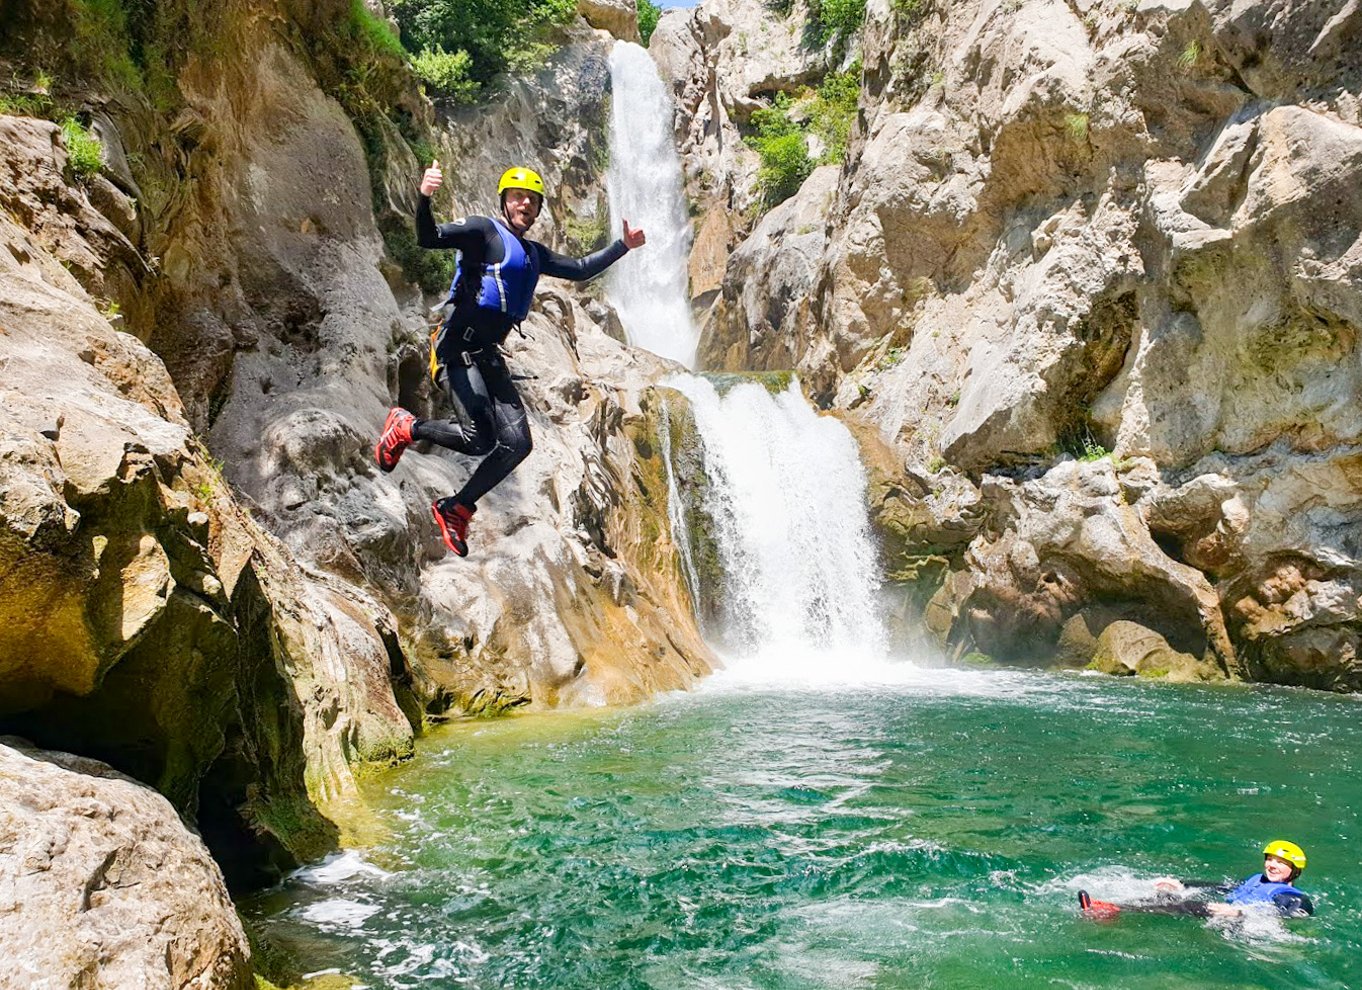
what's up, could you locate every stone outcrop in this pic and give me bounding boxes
[1085,620,1212,682]
[0,128,417,884]
[578,0,642,44]
[697,165,838,375]
[677,0,1362,687]
[0,739,252,990]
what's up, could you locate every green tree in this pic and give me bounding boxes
[746,95,812,207]
[638,0,661,45]
[389,0,576,88]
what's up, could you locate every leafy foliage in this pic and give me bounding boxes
[745,65,860,208]
[808,0,866,47]
[351,0,408,61]
[746,94,812,207]
[65,0,142,90]
[638,0,661,46]
[60,116,103,180]
[808,64,859,164]
[411,45,478,102]
[389,0,576,91]
[323,0,414,115]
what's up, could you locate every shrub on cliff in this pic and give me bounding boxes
[810,0,867,46]
[747,95,813,207]
[638,0,661,46]
[411,45,479,103]
[808,64,859,163]
[389,0,576,91]
[60,115,103,180]
[746,65,860,207]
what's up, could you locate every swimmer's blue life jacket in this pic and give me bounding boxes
[447,219,540,323]
[1225,874,1306,906]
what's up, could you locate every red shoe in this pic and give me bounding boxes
[432,498,475,557]
[1078,890,1121,920]
[375,407,416,473]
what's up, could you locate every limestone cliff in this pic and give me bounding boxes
[679,0,1362,689]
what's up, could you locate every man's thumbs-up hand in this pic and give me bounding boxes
[420,159,443,197]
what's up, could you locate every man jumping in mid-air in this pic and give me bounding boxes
[374,162,645,556]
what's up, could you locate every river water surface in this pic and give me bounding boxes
[246,666,1361,989]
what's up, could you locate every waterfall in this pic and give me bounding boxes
[603,43,892,681]
[668,376,890,680]
[605,41,699,368]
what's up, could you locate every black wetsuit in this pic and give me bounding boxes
[1125,879,1314,919]
[413,196,628,507]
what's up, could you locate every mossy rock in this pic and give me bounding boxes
[1087,620,1212,682]
[701,370,795,396]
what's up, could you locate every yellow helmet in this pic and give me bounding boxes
[497,166,546,200]
[1263,839,1306,872]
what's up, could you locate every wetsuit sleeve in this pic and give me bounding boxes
[1181,880,1234,892]
[534,239,629,281]
[1271,892,1314,917]
[416,197,491,251]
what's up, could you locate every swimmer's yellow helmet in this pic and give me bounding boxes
[1263,839,1306,872]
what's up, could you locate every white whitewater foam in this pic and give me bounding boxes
[669,375,905,686]
[605,41,698,367]
[291,849,391,885]
[300,897,380,927]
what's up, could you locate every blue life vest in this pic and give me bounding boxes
[1225,874,1305,906]
[448,219,540,323]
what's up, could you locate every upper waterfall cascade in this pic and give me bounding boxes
[605,41,699,368]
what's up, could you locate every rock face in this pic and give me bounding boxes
[650,0,832,302]
[0,123,415,884]
[0,739,252,990]
[676,0,1362,687]
[578,0,642,43]
[697,165,839,375]
[184,22,711,714]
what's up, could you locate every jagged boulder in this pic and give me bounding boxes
[1141,447,1362,690]
[578,0,642,43]
[0,740,252,990]
[902,458,1235,672]
[698,165,838,378]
